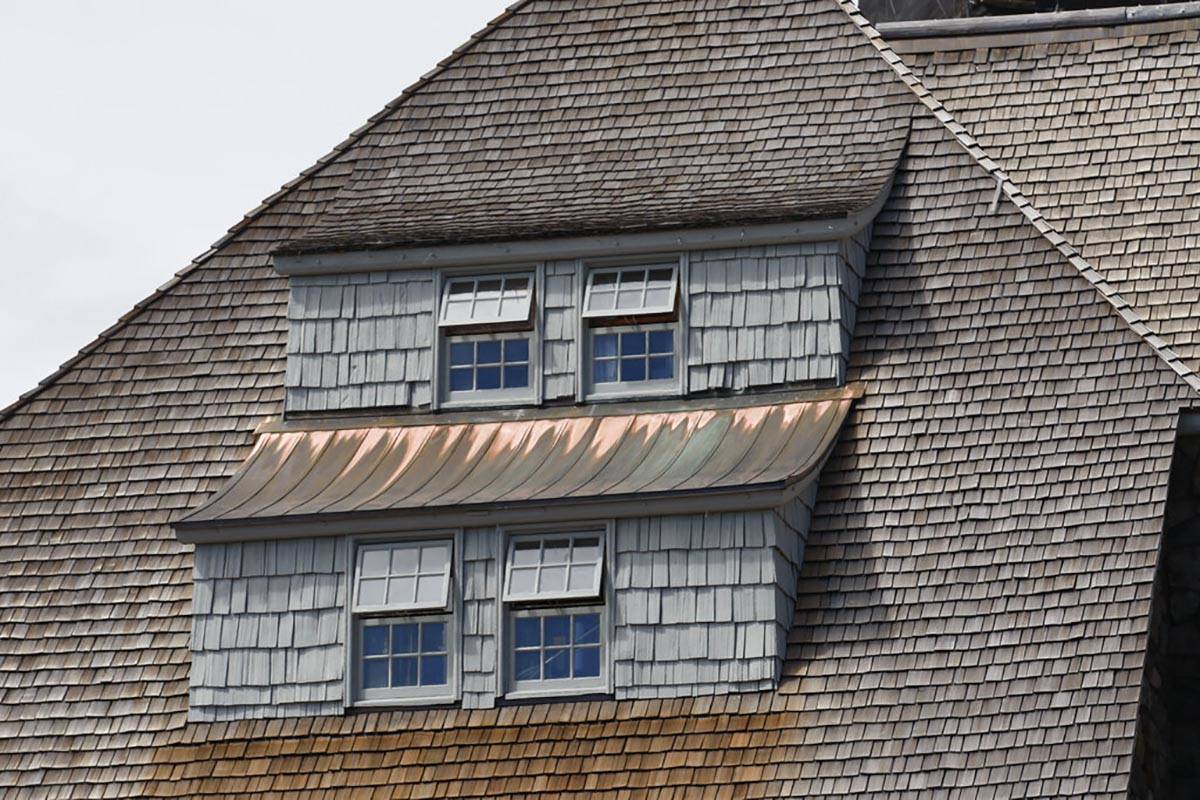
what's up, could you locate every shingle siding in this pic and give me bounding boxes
[286,270,435,413]
[542,260,578,403]
[189,538,346,722]
[461,527,499,709]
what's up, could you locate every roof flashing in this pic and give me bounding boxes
[877,1,1200,42]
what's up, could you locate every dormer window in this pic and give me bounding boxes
[437,271,538,407]
[582,263,682,399]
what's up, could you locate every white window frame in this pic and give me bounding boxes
[440,330,537,408]
[582,263,678,318]
[438,272,534,328]
[345,534,460,708]
[506,604,607,698]
[352,540,453,613]
[584,322,681,400]
[502,531,605,603]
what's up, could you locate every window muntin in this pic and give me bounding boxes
[447,336,530,394]
[439,273,533,327]
[360,617,450,692]
[353,541,452,613]
[510,608,603,689]
[503,533,604,602]
[583,265,678,318]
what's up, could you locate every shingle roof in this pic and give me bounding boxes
[278,0,915,255]
[2,2,1199,799]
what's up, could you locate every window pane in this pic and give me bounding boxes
[504,338,529,362]
[449,367,474,392]
[593,334,618,358]
[621,332,646,356]
[544,616,571,647]
[573,538,601,563]
[540,565,567,594]
[543,648,570,680]
[648,330,673,354]
[421,622,446,653]
[420,654,448,686]
[515,651,541,681]
[415,575,444,606]
[477,341,501,364]
[543,540,570,564]
[648,356,673,380]
[419,545,448,573]
[618,269,646,287]
[392,656,419,687]
[594,359,618,384]
[620,358,646,382]
[648,268,674,286]
[514,617,541,649]
[573,646,601,678]
[592,272,618,289]
[361,549,389,577]
[509,566,537,596]
[391,546,420,575]
[388,575,416,605]
[476,366,502,390]
[449,342,474,367]
[616,288,643,310]
[357,578,386,607]
[504,364,529,389]
[568,564,595,592]
[363,659,389,689]
[447,280,474,298]
[574,614,601,645]
[392,623,419,654]
[362,625,389,656]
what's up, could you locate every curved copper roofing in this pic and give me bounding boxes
[177,388,859,542]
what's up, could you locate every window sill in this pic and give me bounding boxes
[439,395,537,411]
[348,694,458,710]
[584,386,682,403]
[503,683,608,702]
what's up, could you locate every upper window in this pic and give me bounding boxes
[351,539,456,705]
[439,273,533,327]
[503,533,604,602]
[583,265,678,318]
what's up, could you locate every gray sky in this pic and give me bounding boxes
[0,0,509,409]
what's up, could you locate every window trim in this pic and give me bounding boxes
[439,330,538,409]
[505,604,607,698]
[582,263,679,319]
[584,322,682,401]
[343,532,462,709]
[502,530,605,603]
[438,271,534,328]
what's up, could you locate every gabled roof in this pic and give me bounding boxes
[278,0,915,254]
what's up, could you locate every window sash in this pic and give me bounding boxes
[355,614,455,702]
[502,532,604,602]
[508,605,606,694]
[582,264,678,318]
[353,541,452,613]
[438,272,533,327]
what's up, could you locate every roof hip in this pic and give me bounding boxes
[837,0,1200,395]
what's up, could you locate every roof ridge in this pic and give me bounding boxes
[0,0,537,425]
[835,0,1200,395]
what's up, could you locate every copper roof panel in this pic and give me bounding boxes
[178,389,859,538]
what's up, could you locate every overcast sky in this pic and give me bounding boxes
[0,0,509,409]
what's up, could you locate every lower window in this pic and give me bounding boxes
[512,608,603,686]
[587,324,679,398]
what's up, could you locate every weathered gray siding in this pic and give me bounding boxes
[286,270,435,413]
[610,500,810,699]
[542,260,578,402]
[461,527,499,709]
[687,241,857,392]
[190,538,346,721]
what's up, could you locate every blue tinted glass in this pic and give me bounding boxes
[573,614,601,645]
[515,617,541,648]
[648,330,673,354]
[362,625,389,656]
[543,648,570,680]
[504,338,529,362]
[392,623,419,654]
[392,656,419,687]
[449,367,474,392]
[621,357,646,382]
[476,366,501,390]
[421,622,446,653]
[594,359,618,384]
[449,342,474,367]
[594,334,618,358]
[515,651,541,681]
[621,331,647,356]
[648,356,673,381]
[420,654,448,686]
[477,341,502,364]
[504,364,528,389]
[544,615,571,647]
[363,658,388,689]
[573,646,601,678]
